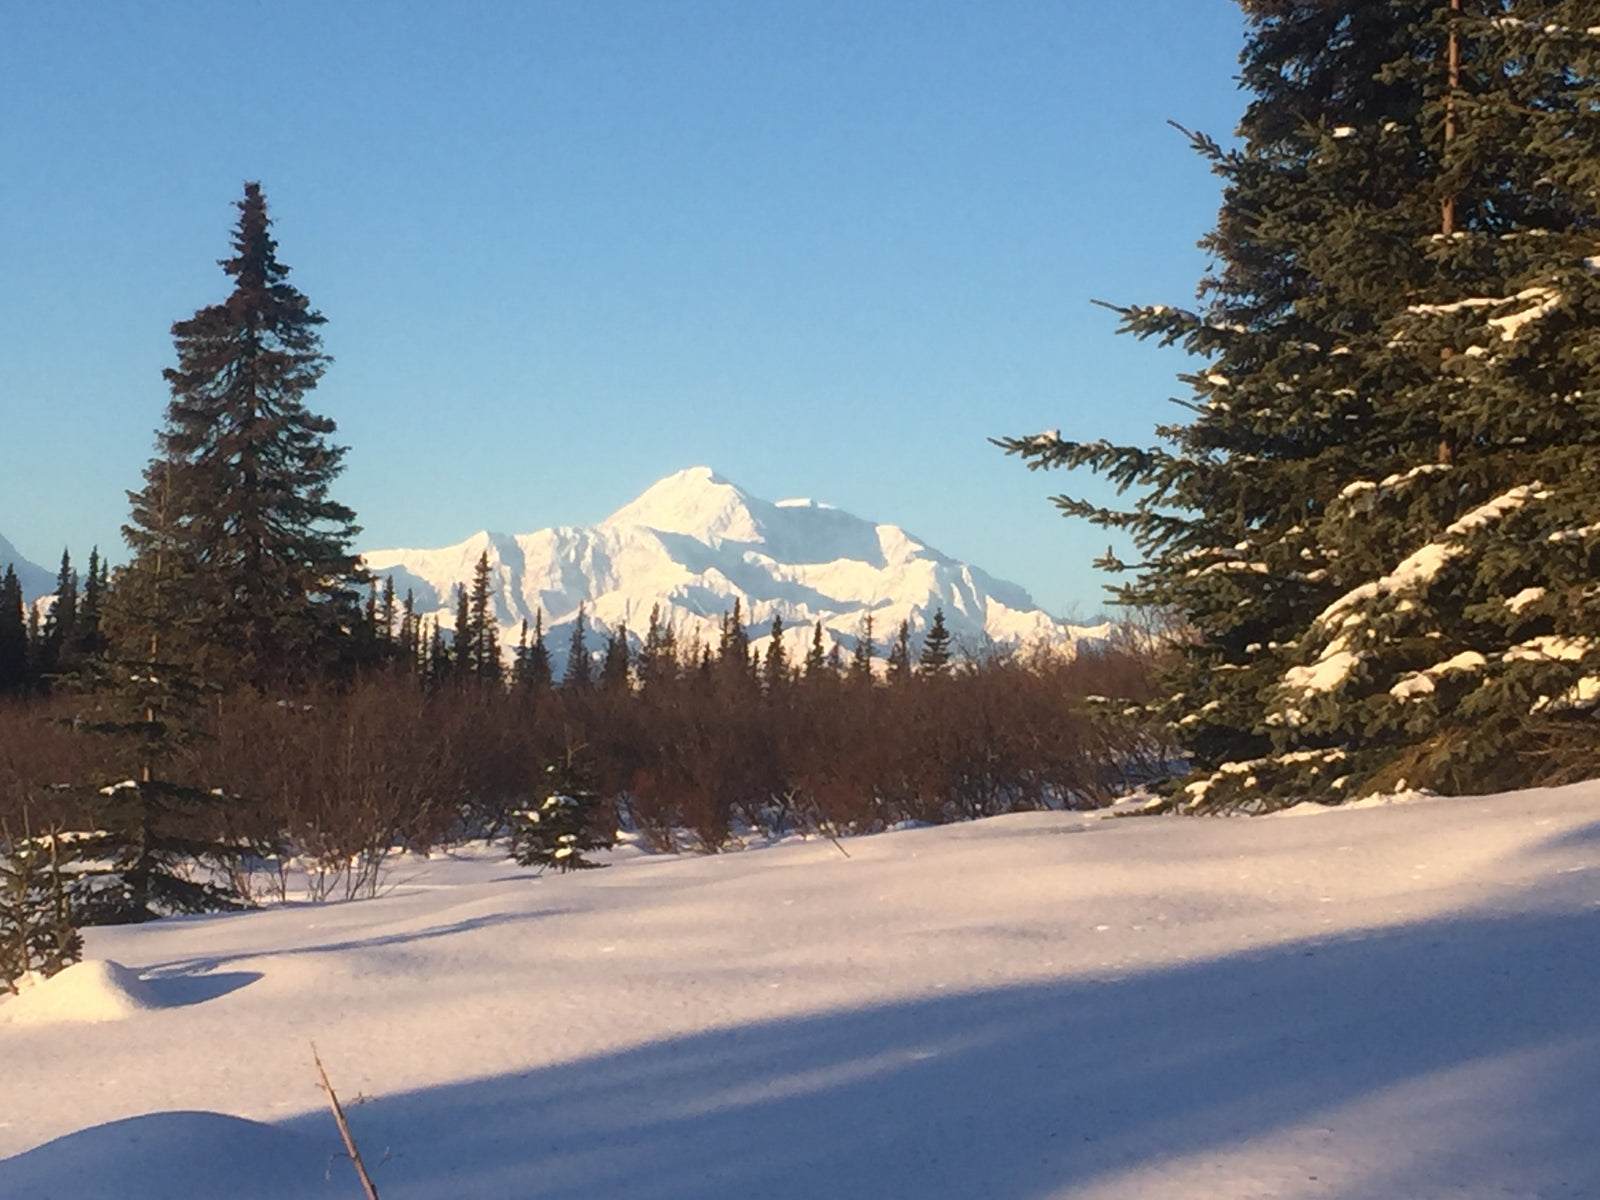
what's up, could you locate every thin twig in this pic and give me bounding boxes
[312,1043,381,1200]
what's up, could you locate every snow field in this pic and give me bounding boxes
[1,785,1598,1198]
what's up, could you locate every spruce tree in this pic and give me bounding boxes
[120,182,362,691]
[72,480,253,922]
[425,617,447,684]
[72,548,107,666]
[378,576,397,652]
[849,612,875,683]
[805,620,828,678]
[507,751,614,872]
[451,584,475,677]
[717,599,753,684]
[468,551,501,682]
[563,605,593,690]
[525,609,554,691]
[886,619,913,684]
[600,622,631,692]
[637,603,677,688]
[0,567,27,695]
[918,608,953,676]
[763,615,790,691]
[0,818,82,989]
[37,551,78,683]
[1000,0,1600,807]
[512,619,531,686]
[397,588,419,669]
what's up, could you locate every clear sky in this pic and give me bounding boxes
[3,1,1248,619]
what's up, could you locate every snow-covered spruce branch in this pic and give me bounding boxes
[1272,483,1553,715]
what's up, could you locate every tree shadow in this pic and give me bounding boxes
[268,904,1599,1200]
[141,909,560,977]
[141,969,262,1008]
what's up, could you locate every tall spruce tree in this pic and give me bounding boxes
[849,611,875,683]
[119,182,362,692]
[763,615,790,692]
[637,603,676,688]
[36,551,78,683]
[1000,1,1600,807]
[467,551,501,682]
[524,609,553,691]
[805,620,828,678]
[563,605,593,690]
[0,567,27,695]
[451,584,475,677]
[716,599,753,684]
[599,622,631,692]
[72,548,107,665]
[886,619,913,684]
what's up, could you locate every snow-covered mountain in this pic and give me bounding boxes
[0,531,53,601]
[362,467,1107,667]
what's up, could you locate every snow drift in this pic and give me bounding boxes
[1,783,1598,1198]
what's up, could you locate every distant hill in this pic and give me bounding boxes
[0,532,54,601]
[362,466,1109,669]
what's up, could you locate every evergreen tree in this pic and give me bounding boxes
[525,609,553,691]
[763,615,790,692]
[72,548,107,666]
[397,588,419,669]
[886,619,913,684]
[1000,0,1600,806]
[600,622,631,692]
[849,611,875,683]
[0,566,27,695]
[0,818,82,989]
[717,599,753,683]
[805,620,828,678]
[507,751,614,872]
[120,182,362,691]
[37,550,78,682]
[425,617,447,684]
[451,584,474,677]
[25,605,41,685]
[72,488,253,922]
[918,607,953,676]
[512,619,531,687]
[562,605,593,690]
[637,603,677,688]
[466,551,501,682]
[378,576,397,650]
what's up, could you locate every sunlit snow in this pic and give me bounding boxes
[4,785,1599,1199]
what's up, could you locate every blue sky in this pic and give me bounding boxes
[2,1,1248,618]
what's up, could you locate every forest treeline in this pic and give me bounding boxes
[0,621,1158,878]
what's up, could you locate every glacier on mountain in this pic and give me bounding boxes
[361,467,1107,667]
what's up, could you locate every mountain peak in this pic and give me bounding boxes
[362,468,1103,672]
[602,466,762,543]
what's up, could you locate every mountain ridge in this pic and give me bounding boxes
[362,467,1107,667]
[0,532,54,601]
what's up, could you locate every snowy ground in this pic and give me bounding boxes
[2,784,1598,1200]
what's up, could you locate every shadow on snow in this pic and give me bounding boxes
[304,903,1600,1199]
[5,902,1597,1199]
